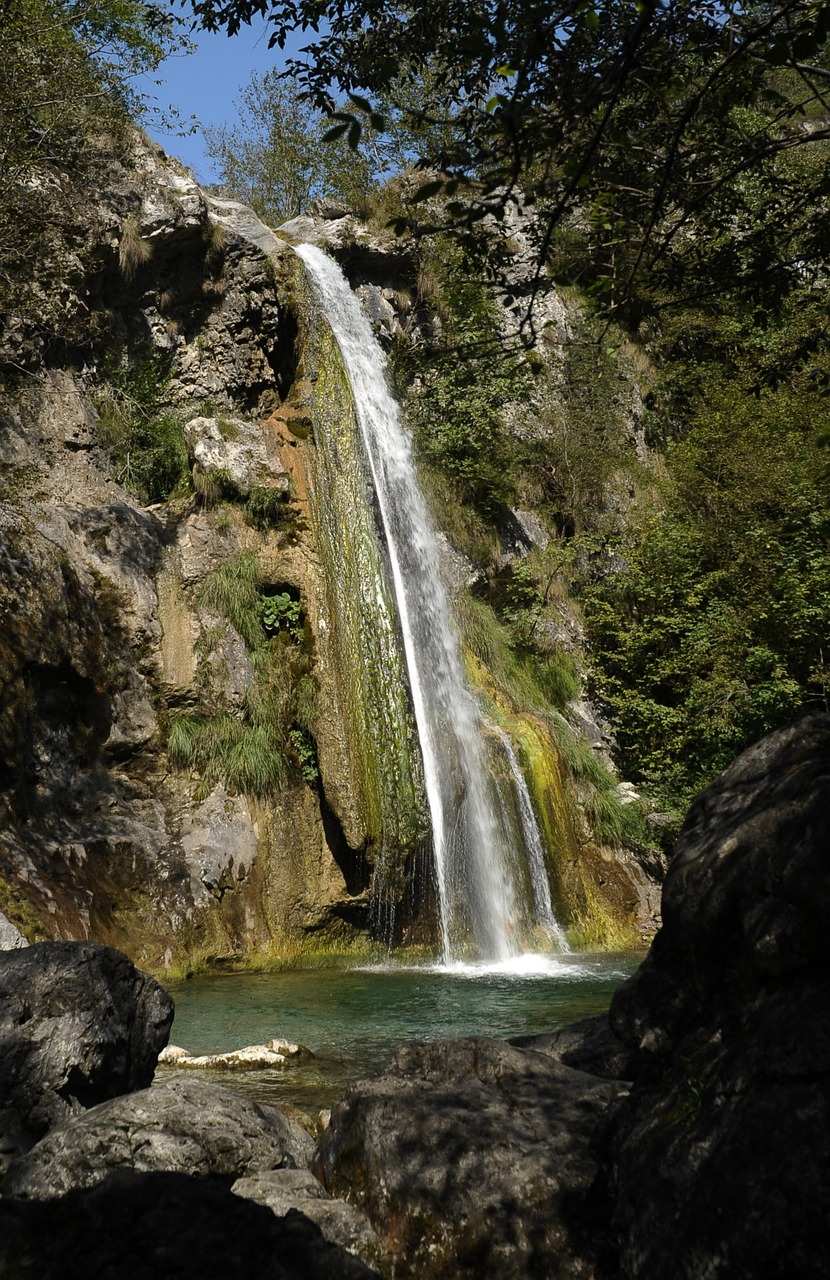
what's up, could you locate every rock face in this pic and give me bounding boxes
[0,941,172,1162]
[0,137,398,971]
[4,1075,314,1199]
[600,711,830,1279]
[0,1170,380,1280]
[316,1035,623,1280]
[232,1168,380,1267]
[0,128,662,969]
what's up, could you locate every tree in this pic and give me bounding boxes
[0,0,190,330]
[186,1,830,325]
[204,70,373,222]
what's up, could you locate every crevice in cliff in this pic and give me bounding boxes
[271,303,298,401]
[319,788,371,898]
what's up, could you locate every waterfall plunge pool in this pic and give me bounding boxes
[155,953,643,1112]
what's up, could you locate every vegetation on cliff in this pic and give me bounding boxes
[0,0,190,340]
[191,0,830,834]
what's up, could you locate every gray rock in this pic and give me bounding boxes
[0,910,27,950]
[233,1169,380,1265]
[178,783,259,907]
[0,1169,381,1279]
[184,414,287,497]
[601,711,830,1279]
[316,1035,623,1280]
[5,1076,314,1199]
[0,942,172,1159]
[207,195,285,257]
[509,1012,640,1080]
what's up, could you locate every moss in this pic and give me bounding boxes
[0,873,48,943]
[302,306,429,887]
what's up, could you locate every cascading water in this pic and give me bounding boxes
[491,725,570,952]
[297,243,563,963]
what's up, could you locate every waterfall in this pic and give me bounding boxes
[297,244,557,963]
[491,725,570,951]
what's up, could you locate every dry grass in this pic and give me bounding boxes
[119,217,151,280]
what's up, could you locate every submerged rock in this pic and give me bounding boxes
[0,1169,381,1280]
[159,1038,312,1070]
[316,1035,623,1280]
[600,711,830,1279]
[4,1076,314,1199]
[0,941,172,1164]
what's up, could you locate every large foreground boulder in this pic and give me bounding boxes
[4,1076,314,1199]
[0,941,172,1163]
[600,711,830,1279]
[0,1170,380,1280]
[232,1168,380,1268]
[316,1035,624,1280]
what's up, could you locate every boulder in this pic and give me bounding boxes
[509,1011,640,1080]
[4,1076,314,1199]
[0,942,172,1160]
[316,1035,624,1280]
[183,414,287,497]
[600,711,830,1279]
[0,1169,380,1280]
[0,909,27,950]
[233,1168,380,1267]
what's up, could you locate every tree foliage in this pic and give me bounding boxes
[187,0,830,320]
[0,0,190,323]
[580,297,830,820]
[203,70,373,222]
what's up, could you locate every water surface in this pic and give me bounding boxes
[157,952,642,1112]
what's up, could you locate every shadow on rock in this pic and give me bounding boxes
[597,711,830,1279]
[0,942,172,1167]
[0,1169,380,1280]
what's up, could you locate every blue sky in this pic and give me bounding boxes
[140,23,298,184]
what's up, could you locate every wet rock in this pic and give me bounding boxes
[0,1169,381,1280]
[4,1076,314,1199]
[159,1037,312,1070]
[233,1168,380,1266]
[0,942,172,1160]
[600,711,830,1280]
[316,1035,623,1280]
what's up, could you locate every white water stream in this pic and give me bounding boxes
[491,725,570,951]
[297,244,565,962]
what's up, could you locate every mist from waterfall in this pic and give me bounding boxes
[296,243,566,962]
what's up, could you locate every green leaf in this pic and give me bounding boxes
[413,179,445,202]
[322,121,351,142]
[347,91,373,113]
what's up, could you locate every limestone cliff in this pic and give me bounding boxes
[0,132,661,972]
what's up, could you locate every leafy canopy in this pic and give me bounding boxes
[186,0,830,319]
[204,70,373,222]
[0,0,191,324]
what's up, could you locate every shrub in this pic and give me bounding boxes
[93,350,190,503]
